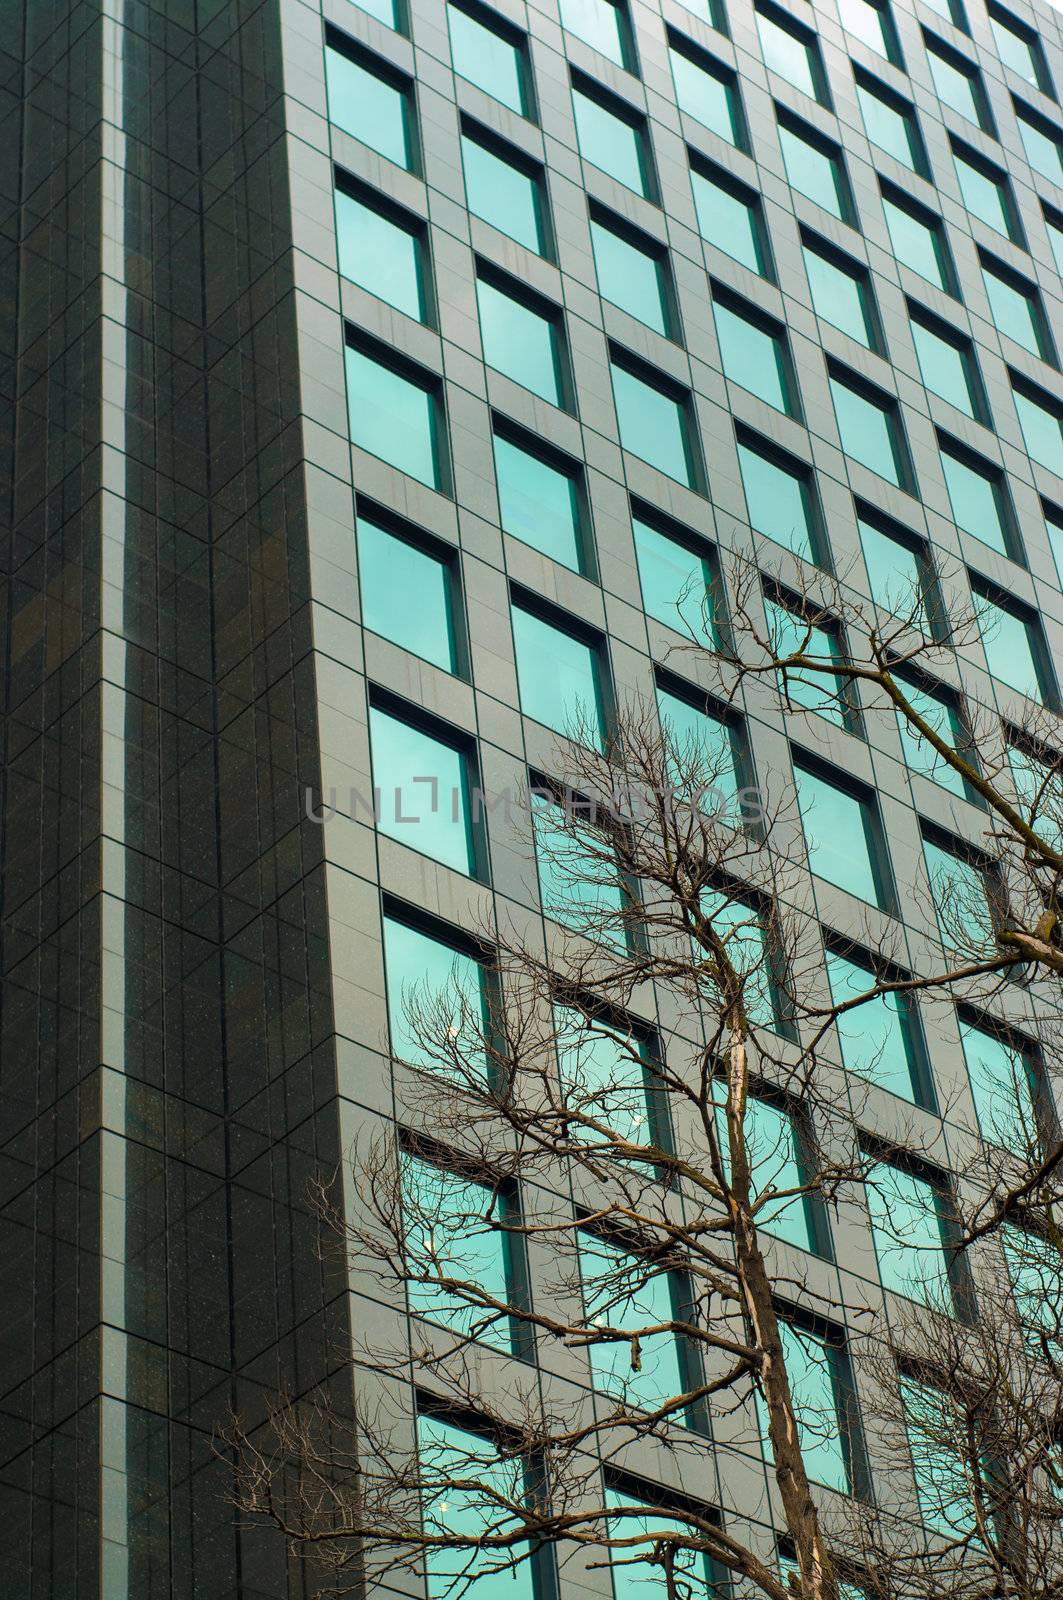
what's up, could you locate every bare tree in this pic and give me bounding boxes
[231,557,1063,1600]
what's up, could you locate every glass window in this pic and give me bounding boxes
[713,297,796,415]
[326,41,416,169]
[1013,378,1063,478]
[857,76,926,174]
[758,1322,851,1491]
[697,890,779,1028]
[921,0,966,21]
[794,762,891,906]
[602,1486,719,1600]
[894,675,970,797]
[735,1096,817,1249]
[867,1162,953,1309]
[911,313,983,420]
[953,146,1020,241]
[336,183,428,321]
[989,3,1051,93]
[1002,1227,1063,1348]
[900,1379,977,1537]
[449,2,530,115]
[657,681,739,811]
[982,259,1054,362]
[1016,104,1063,184]
[922,833,997,948]
[939,442,1014,557]
[669,37,744,145]
[975,585,1049,702]
[757,5,826,104]
[779,116,851,220]
[1045,206,1063,278]
[839,0,900,63]
[345,340,444,489]
[737,438,819,563]
[533,791,627,934]
[383,913,490,1074]
[925,37,991,131]
[590,210,673,337]
[369,703,479,874]
[560,0,630,67]
[826,948,921,1100]
[511,601,607,747]
[802,236,878,349]
[690,160,771,276]
[829,369,910,488]
[461,128,550,256]
[634,515,719,641]
[579,1232,689,1415]
[352,0,402,28]
[403,1156,516,1349]
[572,82,654,198]
[959,1018,1038,1151]
[358,513,459,671]
[611,355,699,488]
[555,1010,662,1150]
[882,188,955,293]
[858,514,932,622]
[494,428,584,570]
[764,599,853,727]
[1008,738,1063,849]
[477,274,567,407]
[418,1414,538,1600]
[1048,500,1063,584]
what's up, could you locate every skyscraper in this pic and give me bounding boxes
[1,0,1061,1595]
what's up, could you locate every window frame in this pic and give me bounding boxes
[510,587,614,748]
[793,750,898,911]
[1014,96,1063,183]
[970,570,1059,706]
[689,150,775,278]
[824,933,936,1108]
[475,260,575,411]
[864,1147,968,1313]
[356,497,467,675]
[979,248,1057,366]
[827,359,916,492]
[892,662,982,804]
[988,0,1054,98]
[801,228,883,352]
[938,431,1023,563]
[712,283,801,418]
[343,325,450,491]
[459,116,555,259]
[923,30,996,135]
[880,178,959,296]
[777,106,856,224]
[588,199,680,340]
[855,68,930,177]
[841,0,904,68]
[382,899,499,1080]
[492,414,593,575]
[763,585,862,735]
[368,687,489,879]
[631,498,724,644]
[951,136,1025,245]
[447,0,537,118]
[909,302,989,423]
[571,69,659,200]
[667,27,749,150]
[560,0,639,73]
[756,0,832,107]
[334,168,434,324]
[857,502,944,635]
[324,26,421,172]
[736,424,828,567]
[609,343,706,491]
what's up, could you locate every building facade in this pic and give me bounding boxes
[1,0,1062,1594]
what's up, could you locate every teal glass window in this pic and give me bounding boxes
[925,36,992,131]
[960,1018,1039,1151]
[590,208,673,337]
[554,1010,663,1150]
[1048,500,1063,585]
[572,80,655,198]
[383,913,490,1074]
[1016,103,1063,183]
[911,313,984,420]
[989,2,1052,93]
[326,39,417,169]
[982,258,1054,362]
[856,75,926,174]
[939,441,1015,557]
[794,761,892,907]
[713,295,796,415]
[335,181,428,321]
[894,674,970,797]
[358,512,459,671]
[560,0,631,68]
[764,599,853,728]
[533,791,627,935]
[511,600,607,747]
[669,35,745,146]
[826,948,922,1100]
[758,1322,851,1491]
[493,426,585,570]
[975,585,1050,702]
[953,145,1021,242]
[611,353,699,488]
[867,1162,953,1309]
[418,1414,538,1600]
[579,1232,690,1416]
[1003,1227,1063,1348]
[921,0,966,21]
[900,1380,977,1537]
[859,513,933,622]
[1008,739,1063,850]
[778,115,851,220]
[882,188,955,294]
[922,833,997,949]
[657,681,739,810]
[369,702,479,875]
[840,0,900,63]
[1045,206,1063,278]
[461,127,550,256]
[730,1096,818,1249]
[403,1155,517,1349]
[1013,377,1063,478]
[448,2,531,116]
[633,514,719,641]
[756,5,827,104]
[345,339,445,489]
[829,368,911,488]
[352,0,402,28]
[737,436,819,563]
[477,273,568,408]
[802,235,878,349]
[690,159,771,276]
[602,1485,720,1600]
[697,891,779,1029]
